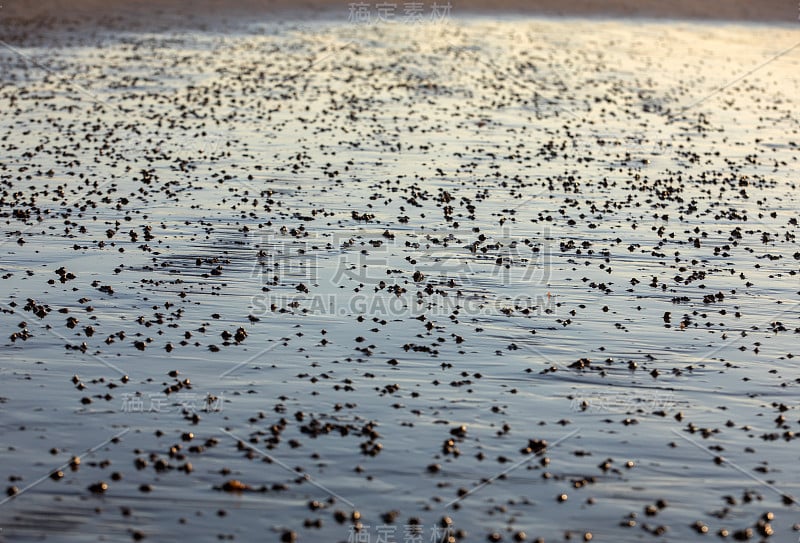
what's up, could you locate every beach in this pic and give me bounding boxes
[1,2,799,542]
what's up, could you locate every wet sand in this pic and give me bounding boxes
[1,5,800,543]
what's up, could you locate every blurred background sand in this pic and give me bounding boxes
[1,0,797,22]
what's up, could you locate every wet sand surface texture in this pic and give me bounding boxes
[1,5,799,543]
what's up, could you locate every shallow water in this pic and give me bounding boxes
[1,14,799,542]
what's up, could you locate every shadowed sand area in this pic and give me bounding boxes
[1,0,797,22]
